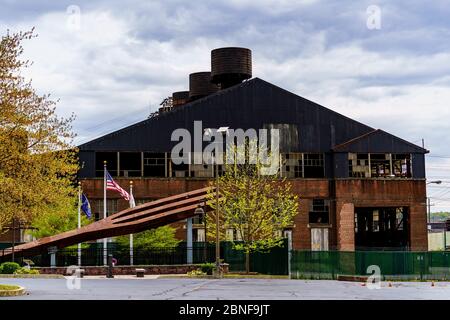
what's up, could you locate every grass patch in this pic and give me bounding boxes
[0,284,21,291]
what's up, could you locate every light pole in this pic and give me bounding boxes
[204,126,229,278]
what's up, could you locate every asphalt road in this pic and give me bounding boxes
[1,278,450,300]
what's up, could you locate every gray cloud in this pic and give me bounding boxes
[1,0,450,209]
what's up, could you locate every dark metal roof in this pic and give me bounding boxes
[78,78,427,154]
[333,129,429,153]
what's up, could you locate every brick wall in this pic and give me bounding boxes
[336,202,355,251]
[36,264,229,276]
[78,178,428,251]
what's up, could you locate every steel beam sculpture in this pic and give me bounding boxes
[0,187,214,258]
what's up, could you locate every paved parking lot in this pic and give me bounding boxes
[1,278,450,300]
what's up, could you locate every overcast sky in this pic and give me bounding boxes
[1,0,450,211]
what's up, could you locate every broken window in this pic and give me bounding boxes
[355,207,409,249]
[349,153,411,179]
[190,152,226,178]
[281,153,303,178]
[143,152,166,177]
[392,154,412,178]
[370,153,392,177]
[309,199,330,224]
[170,153,189,177]
[304,153,325,178]
[95,152,117,177]
[91,199,118,220]
[396,208,405,231]
[119,152,142,177]
[373,210,380,232]
[349,153,370,178]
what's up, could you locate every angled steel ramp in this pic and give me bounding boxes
[1,186,214,258]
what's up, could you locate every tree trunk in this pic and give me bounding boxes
[245,251,250,274]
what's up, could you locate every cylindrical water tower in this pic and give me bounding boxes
[211,47,252,89]
[189,71,220,101]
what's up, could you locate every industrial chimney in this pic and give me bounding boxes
[172,91,189,108]
[211,47,252,89]
[189,72,219,101]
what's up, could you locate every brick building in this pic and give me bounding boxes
[77,47,428,251]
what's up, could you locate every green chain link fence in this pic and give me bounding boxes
[291,250,450,281]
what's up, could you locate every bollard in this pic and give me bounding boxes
[107,254,114,279]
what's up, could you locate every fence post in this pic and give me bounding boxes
[107,254,114,278]
[187,218,193,264]
[285,232,293,279]
[48,246,57,268]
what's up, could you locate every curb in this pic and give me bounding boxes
[0,274,64,279]
[0,286,26,297]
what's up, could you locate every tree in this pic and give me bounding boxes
[116,226,181,250]
[29,206,91,239]
[205,145,299,274]
[0,29,78,234]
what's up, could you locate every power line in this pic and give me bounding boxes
[428,155,450,159]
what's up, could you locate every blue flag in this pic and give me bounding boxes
[81,193,92,219]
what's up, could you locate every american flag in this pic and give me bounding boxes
[106,171,130,201]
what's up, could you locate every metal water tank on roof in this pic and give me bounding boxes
[172,91,189,107]
[211,47,252,89]
[189,72,219,101]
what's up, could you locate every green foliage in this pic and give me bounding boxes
[116,226,181,249]
[0,262,21,274]
[30,209,91,239]
[0,29,79,233]
[14,267,39,275]
[199,263,216,275]
[64,243,90,250]
[206,143,298,255]
[188,269,206,277]
[431,212,450,222]
[205,141,298,273]
[0,284,21,291]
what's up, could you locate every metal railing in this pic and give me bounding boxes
[0,241,289,275]
[291,250,450,281]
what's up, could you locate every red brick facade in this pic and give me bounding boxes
[79,177,428,251]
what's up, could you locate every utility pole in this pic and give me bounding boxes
[427,197,431,224]
[215,151,221,277]
[11,218,15,263]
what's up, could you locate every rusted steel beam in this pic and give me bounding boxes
[0,187,215,257]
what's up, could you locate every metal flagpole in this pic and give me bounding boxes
[103,161,107,266]
[129,181,135,266]
[78,182,82,267]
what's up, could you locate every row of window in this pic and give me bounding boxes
[94,152,326,179]
[349,153,412,178]
[93,151,414,179]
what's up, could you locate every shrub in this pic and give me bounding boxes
[14,267,40,275]
[0,262,21,274]
[199,263,216,275]
[187,269,206,277]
